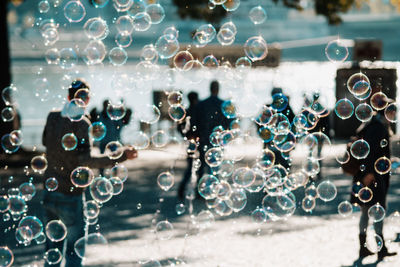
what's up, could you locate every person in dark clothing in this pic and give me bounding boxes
[349,112,397,261]
[193,81,231,180]
[177,91,199,200]
[42,80,137,267]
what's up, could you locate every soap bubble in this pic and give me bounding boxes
[2,84,19,106]
[8,196,26,215]
[0,247,14,267]
[155,220,173,240]
[338,201,353,217]
[193,24,216,47]
[368,203,386,222]
[64,0,86,23]
[45,177,58,191]
[31,155,48,174]
[61,133,78,151]
[355,103,373,122]
[173,51,194,70]
[84,17,109,40]
[222,0,241,12]
[105,141,124,160]
[146,4,165,24]
[195,210,215,229]
[334,98,354,119]
[244,36,268,61]
[1,107,15,122]
[155,34,179,59]
[374,156,391,175]
[205,147,223,167]
[221,100,236,119]
[136,104,160,124]
[19,182,36,201]
[44,248,62,265]
[90,177,114,203]
[350,139,370,159]
[232,167,255,188]
[251,208,267,223]
[91,0,109,8]
[115,32,132,48]
[65,99,85,121]
[18,216,43,239]
[84,200,100,219]
[325,39,348,63]
[74,233,107,259]
[384,103,397,123]
[198,175,219,200]
[157,172,174,191]
[109,47,128,66]
[317,181,337,202]
[225,187,247,212]
[39,0,51,13]
[0,196,10,213]
[151,130,168,147]
[70,166,94,188]
[115,15,134,34]
[128,0,146,16]
[358,187,373,203]
[302,196,316,212]
[83,40,107,65]
[262,193,296,220]
[106,101,126,120]
[168,105,186,122]
[175,203,185,215]
[89,122,107,141]
[9,130,23,146]
[249,6,267,24]
[347,73,370,96]
[46,220,67,242]
[235,56,252,69]
[133,12,152,31]
[370,92,389,111]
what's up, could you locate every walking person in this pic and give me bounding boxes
[42,79,137,267]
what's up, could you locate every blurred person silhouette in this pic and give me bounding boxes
[42,79,137,267]
[193,81,231,181]
[349,110,397,262]
[90,99,132,175]
[262,87,295,169]
[177,91,199,200]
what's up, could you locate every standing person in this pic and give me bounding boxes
[193,81,231,180]
[42,79,137,267]
[350,111,397,261]
[177,91,199,200]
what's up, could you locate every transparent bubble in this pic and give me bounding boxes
[210,0,227,4]
[44,248,62,265]
[273,131,296,153]
[168,105,186,122]
[39,0,51,13]
[316,181,337,202]
[89,122,107,141]
[128,0,146,16]
[366,231,383,253]
[347,73,370,96]
[35,232,46,245]
[262,193,296,221]
[18,216,43,239]
[61,133,78,151]
[123,131,149,150]
[235,57,252,69]
[195,210,215,229]
[0,247,14,265]
[384,103,397,123]
[83,40,107,65]
[202,55,219,68]
[302,157,320,177]
[151,130,168,147]
[244,36,268,61]
[270,93,288,112]
[355,103,373,122]
[358,187,373,203]
[221,100,236,119]
[155,220,173,240]
[2,84,19,106]
[19,182,36,201]
[109,47,128,66]
[249,6,267,24]
[380,139,388,148]
[15,225,33,245]
[156,172,174,191]
[217,160,234,178]
[193,24,216,47]
[45,177,58,191]
[74,233,107,259]
[110,177,123,195]
[325,39,349,63]
[374,156,391,175]
[115,32,132,48]
[222,0,241,12]
[84,17,109,40]
[370,92,389,111]
[31,155,47,174]
[8,196,26,215]
[198,175,219,200]
[90,177,114,203]
[109,164,128,182]
[105,141,124,160]
[92,0,109,8]
[116,15,134,34]
[146,4,165,24]
[64,0,86,23]
[175,203,185,215]
[336,150,350,164]
[105,101,126,120]
[59,47,78,69]
[84,200,100,219]
[350,139,370,159]
[217,27,235,46]
[302,196,316,212]
[70,166,94,188]
[45,48,60,65]
[334,98,354,119]
[252,207,267,223]
[136,104,160,124]
[225,187,247,212]
[231,167,255,188]
[173,51,193,70]
[368,203,386,223]
[1,107,15,122]
[155,34,179,59]
[45,220,67,242]
[132,12,151,31]
[0,196,10,213]
[205,147,224,167]
[3,213,10,222]
[65,99,85,122]
[140,44,158,63]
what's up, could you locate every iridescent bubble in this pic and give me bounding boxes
[244,36,268,61]
[128,0,146,16]
[262,193,296,220]
[109,164,128,182]
[45,220,67,242]
[157,172,174,191]
[109,47,128,66]
[368,203,386,222]
[146,4,165,24]
[45,177,58,192]
[136,104,160,124]
[0,247,13,267]
[105,141,124,160]
[90,177,114,203]
[173,51,193,70]
[221,100,236,119]
[116,15,134,34]
[205,147,223,167]
[70,166,94,188]
[258,126,274,143]
[2,84,19,105]
[1,107,15,122]
[302,196,316,212]
[210,0,227,4]
[64,0,86,23]
[39,0,51,13]
[132,12,151,31]
[222,0,241,12]
[84,200,100,219]
[155,220,173,240]
[358,187,373,203]
[18,216,43,239]
[325,39,349,63]
[271,93,288,112]
[374,156,391,175]
[168,105,186,122]
[302,157,320,177]
[45,48,60,65]
[8,196,26,215]
[217,27,235,46]
[151,130,168,147]
[175,203,185,215]
[31,155,48,174]
[89,122,107,141]
[225,187,247,212]
[83,17,109,40]
[273,131,296,153]
[370,92,389,111]
[65,99,85,121]
[44,248,62,265]
[59,47,78,69]
[83,40,107,65]
[217,160,234,178]
[232,167,255,188]
[235,57,252,68]
[380,139,388,148]
[19,182,36,201]
[347,73,370,96]
[350,139,370,160]
[193,24,216,47]
[251,207,267,223]
[338,200,353,217]
[198,175,219,200]
[0,196,10,213]
[74,233,107,259]
[74,88,90,107]
[384,103,397,123]
[254,105,273,126]
[110,177,123,195]
[61,133,78,151]
[249,6,267,24]
[334,98,354,119]
[92,0,109,8]
[336,150,350,164]
[317,180,337,202]
[15,226,33,245]
[355,103,373,122]
[366,231,383,253]
[195,210,215,229]
[155,34,179,59]
[115,32,132,48]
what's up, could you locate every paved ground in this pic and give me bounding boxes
[2,142,400,267]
